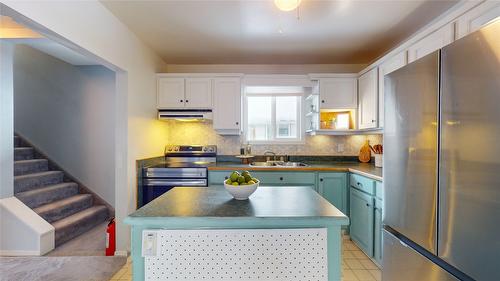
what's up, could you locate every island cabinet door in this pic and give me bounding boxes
[318,173,348,215]
[350,186,375,257]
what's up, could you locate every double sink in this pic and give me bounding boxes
[249,161,308,167]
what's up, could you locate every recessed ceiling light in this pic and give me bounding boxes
[274,0,302,12]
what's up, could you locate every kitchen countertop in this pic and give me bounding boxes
[125,185,349,226]
[208,162,383,181]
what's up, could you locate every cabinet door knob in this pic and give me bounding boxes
[185,100,189,103]
[225,176,228,179]
[372,119,376,123]
[320,178,323,182]
[236,122,239,125]
[180,99,183,103]
[321,100,325,103]
[279,177,283,181]
[366,203,371,207]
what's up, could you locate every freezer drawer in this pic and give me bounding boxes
[382,229,458,281]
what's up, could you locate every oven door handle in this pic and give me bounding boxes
[143,179,207,186]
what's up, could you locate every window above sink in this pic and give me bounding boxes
[243,83,309,144]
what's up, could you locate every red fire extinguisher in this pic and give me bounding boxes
[106,218,116,256]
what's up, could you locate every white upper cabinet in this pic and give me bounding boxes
[455,1,500,39]
[185,78,213,108]
[378,51,407,128]
[358,68,378,129]
[319,77,357,109]
[157,76,213,109]
[157,78,185,109]
[213,77,241,134]
[408,23,455,63]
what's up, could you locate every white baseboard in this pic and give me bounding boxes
[0,250,41,256]
[114,250,128,257]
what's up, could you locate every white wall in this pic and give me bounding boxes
[14,45,116,206]
[2,1,169,252]
[0,197,54,256]
[0,42,14,199]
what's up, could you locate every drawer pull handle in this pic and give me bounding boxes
[320,178,323,182]
[279,177,283,181]
[366,203,371,207]
[180,99,184,103]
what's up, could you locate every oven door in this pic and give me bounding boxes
[141,178,208,207]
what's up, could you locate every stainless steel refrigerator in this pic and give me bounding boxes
[383,19,500,281]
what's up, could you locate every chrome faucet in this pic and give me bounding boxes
[264,150,277,162]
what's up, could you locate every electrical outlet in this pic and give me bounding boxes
[337,144,345,153]
[142,231,157,257]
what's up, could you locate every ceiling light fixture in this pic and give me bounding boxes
[274,0,302,12]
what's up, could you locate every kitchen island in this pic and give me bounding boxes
[124,185,349,281]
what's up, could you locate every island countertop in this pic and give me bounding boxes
[125,185,349,227]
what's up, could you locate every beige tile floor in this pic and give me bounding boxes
[110,256,132,281]
[111,236,381,281]
[341,236,382,281]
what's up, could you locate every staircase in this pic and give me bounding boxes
[13,135,109,247]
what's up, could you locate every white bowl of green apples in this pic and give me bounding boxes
[224,171,260,200]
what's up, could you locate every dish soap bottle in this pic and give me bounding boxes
[246,143,252,156]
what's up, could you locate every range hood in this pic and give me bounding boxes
[158,109,213,122]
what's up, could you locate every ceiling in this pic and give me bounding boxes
[102,0,458,64]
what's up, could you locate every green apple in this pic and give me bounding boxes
[230,171,240,182]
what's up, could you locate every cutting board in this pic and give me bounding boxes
[359,140,371,163]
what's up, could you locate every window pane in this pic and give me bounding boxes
[247,96,272,141]
[276,96,298,139]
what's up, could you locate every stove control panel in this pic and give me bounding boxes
[165,145,217,154]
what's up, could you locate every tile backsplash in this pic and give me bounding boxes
[164,121,382,156]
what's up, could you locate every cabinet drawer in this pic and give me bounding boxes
[209,171,316,186]
[350,174,375,195]
[375,181,384,200]
[252,172,316,185]
[208,171,230,184]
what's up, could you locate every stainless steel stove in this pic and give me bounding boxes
[140,145,217,207]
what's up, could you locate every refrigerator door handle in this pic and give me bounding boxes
[399,240,409,248]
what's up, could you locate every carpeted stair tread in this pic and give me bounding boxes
[34,194,93,223]
[14,159,49,176]
[14,147,34,161]
[53,205,109,246]
[15,182,79,208]
[14,170,64,193]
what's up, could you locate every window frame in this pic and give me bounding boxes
[243,92,305,145]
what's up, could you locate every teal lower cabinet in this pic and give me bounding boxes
[349,186,375,257]
[373,197,383,266]
[318,173,348,215]
[349,175,384,268]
